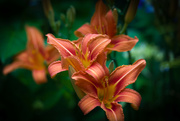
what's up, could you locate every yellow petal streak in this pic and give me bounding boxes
[28,50,44,70]
[97,76,116,109]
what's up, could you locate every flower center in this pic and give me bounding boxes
[97,76,115,108]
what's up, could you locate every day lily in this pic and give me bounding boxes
[3,26,59,84]
[74,0,138,52]
[72,59,146,121]
[46,33,111,78]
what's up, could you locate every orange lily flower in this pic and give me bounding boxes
[3,26,59,84]
[72,59,146,121]
[46,33,111,78]
[74,0,138,52]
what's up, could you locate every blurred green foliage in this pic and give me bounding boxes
[0,0,180,121]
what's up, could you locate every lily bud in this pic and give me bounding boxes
[42,0,54,20]
[68,65,85,99]
[108,60,115,74]
[124,0,140,24]
[66,5,76,28]
[60,13,66,24]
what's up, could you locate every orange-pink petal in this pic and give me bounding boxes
[96,52,109,75]
[115,88,142,110]
[26,26,45,57]
[101,102,124,121]
[32,69,47,84]
[78,95,101,115]
[90,0,107,28]
[46,34,77,57]
[85,62,106,81]
[74,24,97,37]
[109,59,146,95]
[72,71,99,96]
[105,10,117,38]
[81,34,101,55]
[62,56,85,72]
[48,61,67,78]
[3,61,22,75]
[45,45,60,64]
[87,34,110,61]
[107,35,138,52]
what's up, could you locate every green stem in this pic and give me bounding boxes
[128,51,132,64]
[120,22,128,34]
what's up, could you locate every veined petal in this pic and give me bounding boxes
[72,71,100,96]
[45,45,60,64]
[74,24,97,37]
[107,35,138,52]
[73,37,83,47]
[105,10,117,38]
[85,62,106,81]
[101,102,124,121]
[88,34,110,61]
[32,69,47,84]
[115,88,142,110]
[46,34,77,57]
[90,0,107,27]
[26,26,45,56]
[48,61,67,78]
[96,52,109,75]
[78,95,101,115]
[81,34,101,55]
[109,59,146,96]
[62,56,85,72]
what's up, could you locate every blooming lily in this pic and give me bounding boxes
[46,33,111,78]
[72,59,146,121]
[3,26,59,84]
[74,0,138,52]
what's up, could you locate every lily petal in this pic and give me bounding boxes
[90,0,107,28]
[105,10,117,38]
[48,61,67,78]
[3,51,36,74]
[46,34,77,57]
[78,95,101,115]
[96,52,109,75]
[101,102,124,121]
[85,62,106,81]
[107,35,138,52]
[81,34,101,55]
[62,56,85,72]
[115,88,142,110]
[32,69,47,84]
[26,26,45,56]
[3,61,22,75]
[45,45,60,64]
[109,59,146,95]
[72,69,103,96]
[87,34,110,61]
[74,24,97,37]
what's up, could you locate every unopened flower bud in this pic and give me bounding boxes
[66,5,76,28]
[124,0,140,24]
[42,0,54,19]
[108,60,115,73]
[60,13,66,24]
